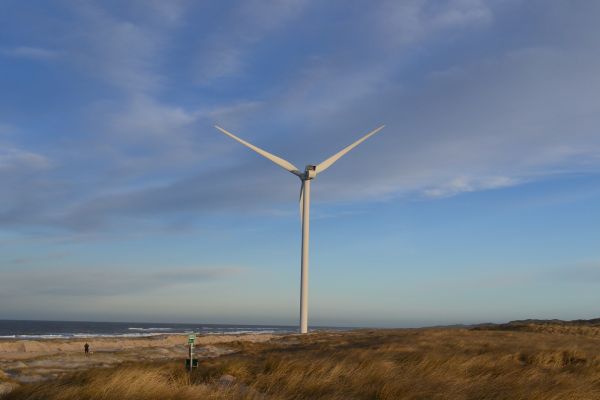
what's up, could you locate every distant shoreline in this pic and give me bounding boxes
[0,319,353,340]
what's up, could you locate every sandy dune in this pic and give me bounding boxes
[0,333,273,359]
[0,333,274,390]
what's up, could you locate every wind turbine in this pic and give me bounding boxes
[215,124,385,333]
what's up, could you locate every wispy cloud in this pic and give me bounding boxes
[423,176,519,198]
[0,46,60,60]
[0,266,243,297]
[0,123,15,135]
[377,0,492,46]
[10,252,71,265]
[194,0,309,84]
[0,147,51,171]
[64,1,186,94]
[66,0,189,94]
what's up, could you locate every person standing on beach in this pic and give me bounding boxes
[84,342,89,355]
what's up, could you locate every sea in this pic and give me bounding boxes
[0,320,306,340]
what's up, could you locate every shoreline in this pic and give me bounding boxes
[0,330,283,341]
[0,333,277,360]
[0,332,277,392]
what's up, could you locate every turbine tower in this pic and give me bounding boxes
[215,124,384,333]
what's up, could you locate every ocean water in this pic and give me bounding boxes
[0,320,300,339]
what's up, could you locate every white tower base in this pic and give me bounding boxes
[299,179,310,334]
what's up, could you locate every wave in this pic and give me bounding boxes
[0,332,185,340]
[0,329,290,340]
[0,334,74,339]
[205,330,280,335]
[0,334,68,339]
[127,327,174,331]
[72,332,181,338]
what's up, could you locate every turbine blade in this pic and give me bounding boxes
[299,181,304,222]
[316,125,385,175]
[215,125,301,176]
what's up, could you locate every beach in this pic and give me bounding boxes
[3,324,600,399]
[0,333,275,394]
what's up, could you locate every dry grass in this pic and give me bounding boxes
[0,363,249,400]
[4,326,600,399]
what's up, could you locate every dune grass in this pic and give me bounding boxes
[4,326,600,399]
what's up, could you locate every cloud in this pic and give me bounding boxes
[63,2,182,94]
[377,0,492,46]
[206,101,264,123]
[82,96,268,177]
[0,266,243,297]
[0,144,75,230]
[296,43,600,201]
[111,97,197,135]
[99,95,199,163]
[55,162,298,231]
[0,147,51,171]
[0,46,60,60]
[10,252,71,265]
[0,123,14,135]
[0,147,55,228]
[130,0,188,25]
[423,176,519,198]
[0,124,17,140]
[194,0,309,84]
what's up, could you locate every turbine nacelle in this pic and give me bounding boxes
[303,165,317,180]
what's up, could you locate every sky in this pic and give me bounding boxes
[1,0,599,327]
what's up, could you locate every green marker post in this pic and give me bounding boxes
[187,334,196,372]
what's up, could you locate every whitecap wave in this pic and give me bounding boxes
[205,330,279,335]
[127,327,174,331]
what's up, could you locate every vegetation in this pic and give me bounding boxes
[4,325,600,399]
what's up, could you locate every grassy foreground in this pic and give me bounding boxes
[3,326,600,399]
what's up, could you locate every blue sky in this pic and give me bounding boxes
[1,0,599,327]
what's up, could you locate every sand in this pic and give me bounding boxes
[0,333,275,389]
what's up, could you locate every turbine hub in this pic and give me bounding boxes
[304,165,316,180]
